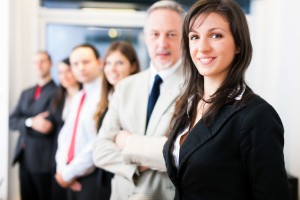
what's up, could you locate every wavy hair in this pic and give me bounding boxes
[171,0,254,130]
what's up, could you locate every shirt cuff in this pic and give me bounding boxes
[61,166,75,183]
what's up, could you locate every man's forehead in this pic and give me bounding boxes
[33,53,48,61]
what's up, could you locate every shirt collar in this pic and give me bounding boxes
[82,76,102,94]
[149,59,182,82]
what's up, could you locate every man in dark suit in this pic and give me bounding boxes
[9,50,58,200]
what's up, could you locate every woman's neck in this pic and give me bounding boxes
[66,85,80,97]
[203,77,223,100]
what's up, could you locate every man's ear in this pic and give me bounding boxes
[98,58,104,70]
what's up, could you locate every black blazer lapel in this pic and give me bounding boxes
[178,103,245,170]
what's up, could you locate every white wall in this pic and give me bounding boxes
[0,0,10,199]
[8,0,39,199]
[247,1,300,197]
[6,0,300,199]
[280,0,300,180]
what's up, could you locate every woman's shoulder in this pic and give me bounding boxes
[244,94,275,112]
[239,94,283,127]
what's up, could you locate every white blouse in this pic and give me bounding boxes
[172,87,245,169]
[172,127,189,168]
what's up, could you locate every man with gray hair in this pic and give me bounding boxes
[93,1,185,199]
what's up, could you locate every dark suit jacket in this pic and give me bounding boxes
[163,94,291,200]
[9,80,57,173]
[48,92,65,169]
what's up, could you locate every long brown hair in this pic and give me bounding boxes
[171,0,254,131]
[94,41,140,129]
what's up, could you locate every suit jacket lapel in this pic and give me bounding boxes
[135,70,151,135]
[178,103,245,170]
[145,66,184,136]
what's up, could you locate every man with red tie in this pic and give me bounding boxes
[9,50,58,200]
[54,44,104,200]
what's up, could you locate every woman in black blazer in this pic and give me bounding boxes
[163,0,291,199]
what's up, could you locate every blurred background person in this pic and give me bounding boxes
[55,44,103,200]
[9,50,58,200]
[49,57,81,200]
[94,41,140,129]
[93,40,140,200]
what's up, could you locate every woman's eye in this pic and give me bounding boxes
[189,35,199,40]
[116,61,123,65]
[211,33,222,39]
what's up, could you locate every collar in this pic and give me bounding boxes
[37,79,54,88]
[148,59,182,91]
[149,59,182,82]
[82,76,102,94]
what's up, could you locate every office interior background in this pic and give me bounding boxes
[0,0,299,199]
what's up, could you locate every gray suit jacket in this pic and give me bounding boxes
[93,66,184,200]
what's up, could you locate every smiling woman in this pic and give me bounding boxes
[94,41,140,130]
[188,12,237,83]
[163,0,292,199]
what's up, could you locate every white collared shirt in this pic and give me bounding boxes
[56,76,102,182]
[148,59,182,92]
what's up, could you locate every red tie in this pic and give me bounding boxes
[67,90,86,164]
[34,85,42,100]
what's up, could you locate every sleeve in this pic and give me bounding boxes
[92,85,137,181]
[55,115,71,175]
[9,91,28,134]
[56,92,96,182]
[61,140,96,182]
[240,102,291,200]
[61,108,96,182]
[122,135,168,171]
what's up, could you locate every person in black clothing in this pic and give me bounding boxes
[49,57,81,200]
[9,50,58,200]
[163,0,292,199]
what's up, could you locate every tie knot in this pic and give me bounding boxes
[154,74,163,85]
[34,85,42,100]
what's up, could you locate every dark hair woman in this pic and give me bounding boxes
[163,0,291,199]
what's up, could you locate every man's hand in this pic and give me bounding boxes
[31,112,53,134]
[115,130,132,150]
[69,181,82,192]
[138,166,150,172]
[55,172,82,191]
[55,172,72,188]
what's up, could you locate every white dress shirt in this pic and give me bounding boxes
[148,59,182,93]
[56,76,102,182]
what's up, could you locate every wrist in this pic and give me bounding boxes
[25,117,32,128]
